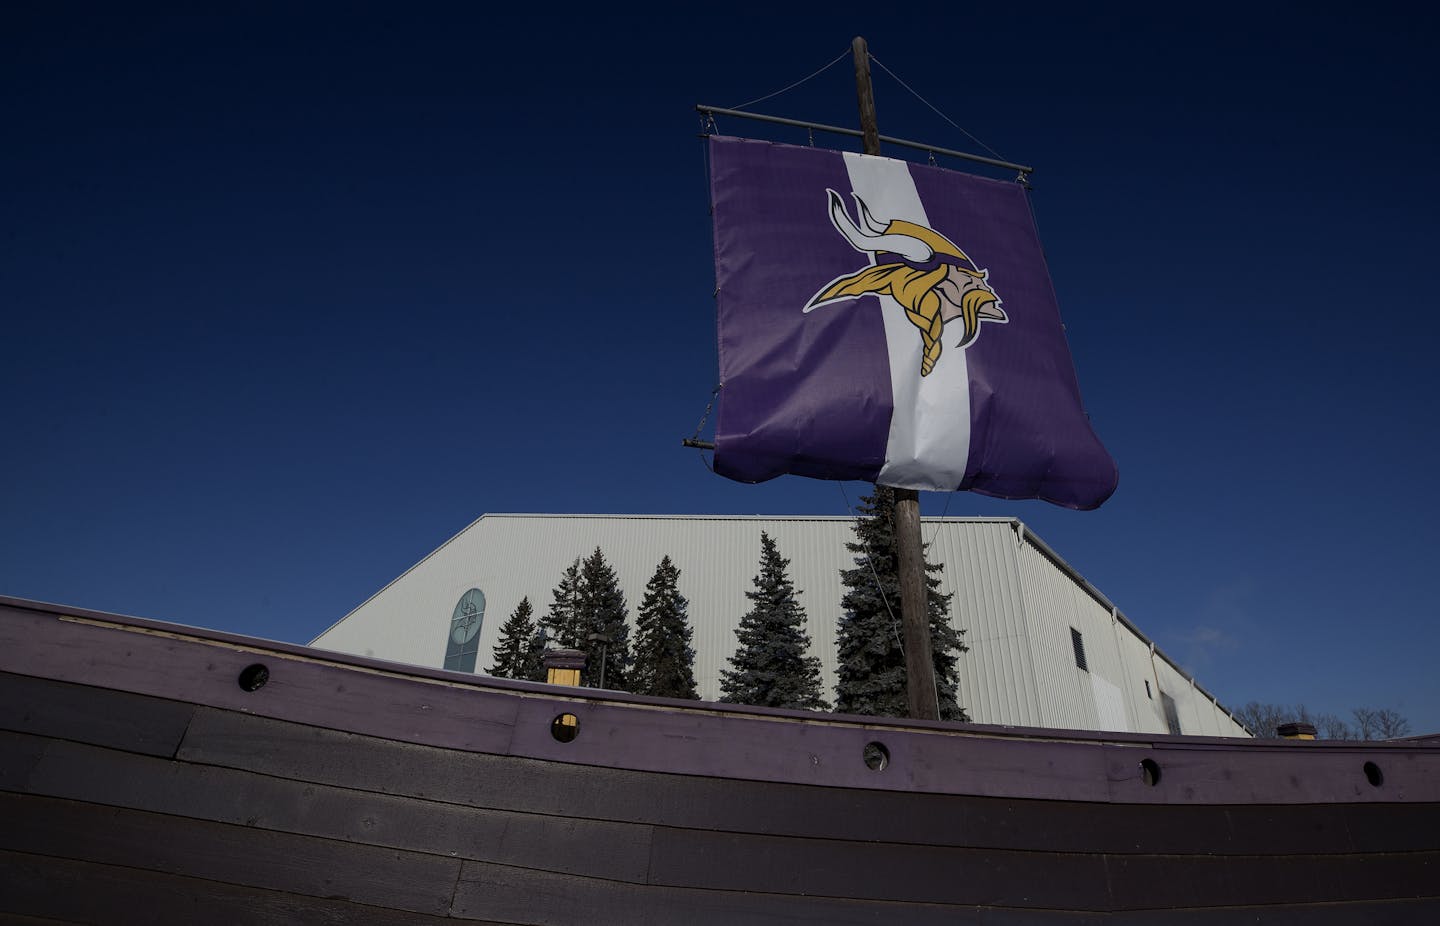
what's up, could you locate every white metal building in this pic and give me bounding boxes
[312,514,1250,737]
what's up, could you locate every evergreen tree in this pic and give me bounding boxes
[488,596,545,681]
[632,556,699,699]
[720,532,829,711]
[575,547,632,690]
[834,487,968,721]
[542,558,584,648]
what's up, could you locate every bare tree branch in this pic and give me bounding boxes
[1315,712,1354,740]
[1352,707,1380,741]
[1374,708,1412,739]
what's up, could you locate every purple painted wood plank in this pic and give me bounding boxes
[1342,801,1440,852]
[0,671,193,758]
[7,684,1440,917]
[1102,740,1440,804]
[1107,850,1440,909]
[0,606,520,754]
[0,849,466,925]
[507,690,1440,805]
[507,689,1116,801]
[0,606,1120,802]
[5,599,1440,807]
[173,708,1440,859]
[177,706,486,799]
[451,860,1113,925]
[1107,898,1440,924]
[40,722,1440,914]
[22,732,655,884]
[0,732,45,793]
[646,826,1113,909]
[1211,802,1354,855]
[102,712,1416,911]
[0,913,75,926]
[0,792,462,915]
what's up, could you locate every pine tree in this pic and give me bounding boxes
[834,487,968,721]
[575,547,632,690]
[632,556,699,699]
[488,596,545,681]
[542,558,584,649]
[720,532,829,711]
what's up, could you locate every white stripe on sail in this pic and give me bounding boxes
[840,152,970,490]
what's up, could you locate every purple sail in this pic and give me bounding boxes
[708,135,1117,510]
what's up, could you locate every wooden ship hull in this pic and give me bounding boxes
[3,594,1438,923]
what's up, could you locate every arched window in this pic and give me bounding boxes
[444,588,485,672]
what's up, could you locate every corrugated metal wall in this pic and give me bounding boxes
[925,521,1039,727]
[1115,628,1169,735]
[313,514,1250,737]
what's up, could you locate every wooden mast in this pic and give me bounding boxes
[851,36,940,721]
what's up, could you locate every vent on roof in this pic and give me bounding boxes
[1070,627,1088,672]
[1161,691,1182,736]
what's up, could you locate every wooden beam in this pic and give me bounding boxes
[853,35,940,721]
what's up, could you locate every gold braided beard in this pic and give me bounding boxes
[807,263,999,377]
[950,288,1000,350]
[905,281,998,376]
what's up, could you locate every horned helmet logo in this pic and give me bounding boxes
[805,190,1007,376]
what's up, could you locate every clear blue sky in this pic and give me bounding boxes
[5,4,1438,731]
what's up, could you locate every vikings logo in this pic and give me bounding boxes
[805,190,1007,376]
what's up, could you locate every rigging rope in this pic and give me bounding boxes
[924,489,955,547]
[687,384,721,472]
[727,47,852,112]
[869,54,1009,165]
[689,384,720,444]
